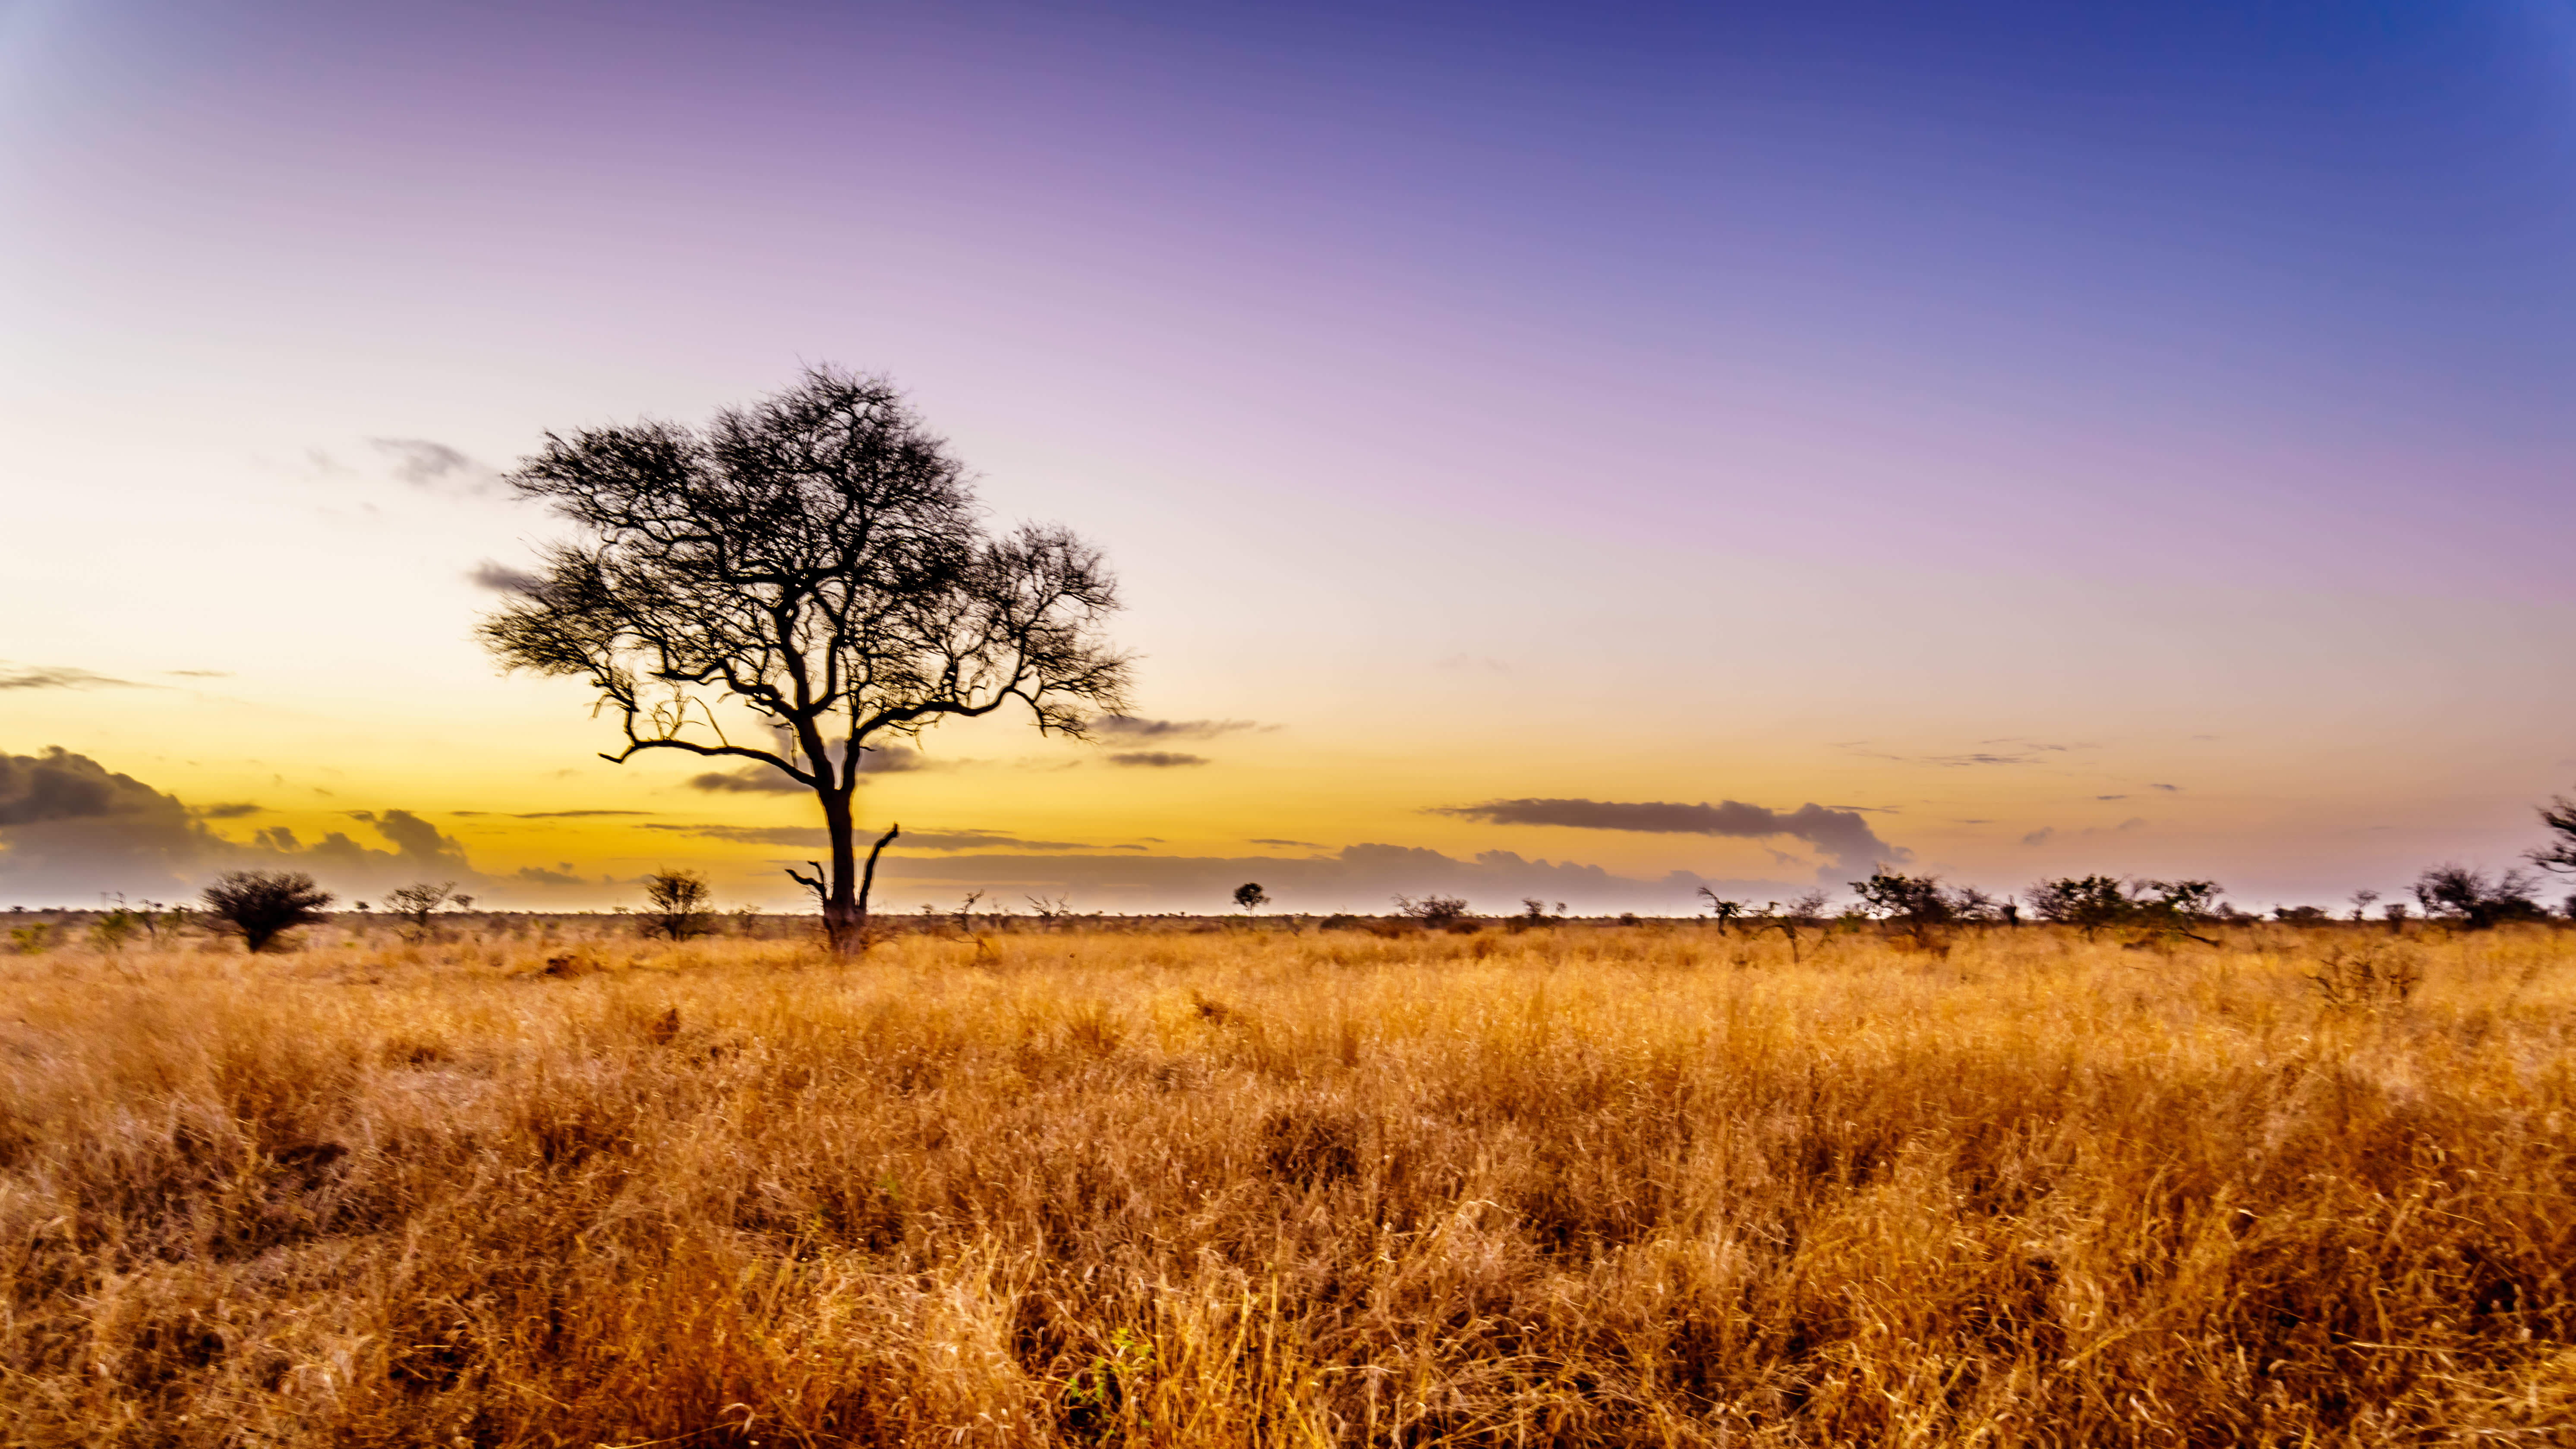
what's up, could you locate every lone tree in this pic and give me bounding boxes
[2411,864,2545,930]
[479,369,1132,955]
[641,867,715,939]
[1232,882,1268,915]
[382,880,463,938]
[202,870,334,953]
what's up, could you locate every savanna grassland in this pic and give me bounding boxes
[1,917,2572,1446]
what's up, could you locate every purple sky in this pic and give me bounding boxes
[3,0,2573,911]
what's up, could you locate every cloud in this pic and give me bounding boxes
[467,560,546,595]
[893,828,1092,852]
[511,864,589,886]
[373,438,502,496]
[1091,715,1265,742]
[1109,752,1208,768]
[0,748,497,905]
[641,823,828,847]
[1429,797,1905,882]
[1842,739,2073,768]
[166,669,232,679]
[450,809,656,819]
[2150,783,2182,792]
[0,747,165,826]
[1250,838,1326,848]
[507,809,655,818]
[2096,794,2128,801]
[687,767,808,794]
[194,802,264,819]
[687,746,928,793]
[0,665,157,691]
[642,822,1091,852]
[2021,818,2148,849]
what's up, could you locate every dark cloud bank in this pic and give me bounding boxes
[1430,797,1904,883]
[864,844,1808,916]
[0,747,493,905]
[2,750,1863,915]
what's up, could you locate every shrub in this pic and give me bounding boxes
[87,907,140,954]
[2028,876,2224,944]
[2411,865,2547,930]
[1851,869,1975,945]
[1392,894,1472,929]
[642,868,715,940]
[382,881,464,939]
[201,870,334,953]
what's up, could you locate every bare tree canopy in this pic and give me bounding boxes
[478,367,1132,954]
[2532,791,2576,876]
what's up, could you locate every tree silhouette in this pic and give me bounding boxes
[2532,791,2576,876]
[382,880,460,938]
[2411,864,2545,929]
[202,870,334,954]
[1232,882,1268,914]
[641,868,714,939]
[479,368,1132,954]
[1694,885,1743,934]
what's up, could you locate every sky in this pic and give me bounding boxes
[3,0,2574,914]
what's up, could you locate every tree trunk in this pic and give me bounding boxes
[820,791,862,956]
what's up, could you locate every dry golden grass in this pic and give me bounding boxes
[1,918,2572,1446]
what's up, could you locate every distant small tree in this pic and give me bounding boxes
[2025,875,2133,937]
[1694,885,1744,934]
[2129,880,2222,945]
[1948,885,2007,923]
[88,904,139,955]
[1850,868,1964,946]
[641,868,715,939]
[2027,875,2220,944]
[1232,882,1269,915]
[2349,888,2381,922]
[202,870,334,953]
[134,899,189,947]
[1393,894,1472,929]
[382,881,462,939]
[2411,864,2546,930]
[1751,889,1833,963]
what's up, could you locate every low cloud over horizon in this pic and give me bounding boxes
[0,664,158,692]
[0,747,498,904]
[866,843,1808,917]
[1091,715,1266,742]
[1428,797,1906,883]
